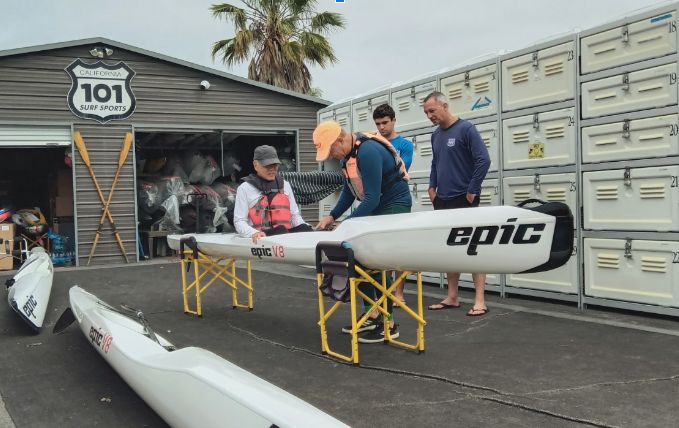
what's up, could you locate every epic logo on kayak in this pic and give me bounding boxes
[250,245,285,259]
[447,218,545,255]
[89,326,113,353]
[22,295,38,319]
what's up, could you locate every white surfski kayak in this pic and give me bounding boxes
[168,201,573,274]
[58,286,348,428]
[6,247,53,331]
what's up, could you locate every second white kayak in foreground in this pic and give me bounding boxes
[56,286,348,428]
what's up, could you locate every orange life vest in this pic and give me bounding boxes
[342,132,410,201]
[247,191,293,230]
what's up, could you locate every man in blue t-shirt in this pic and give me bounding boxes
[372,103,413,170]
[423,91,491,317]
[372,103,413,306]
[313,120,412,343]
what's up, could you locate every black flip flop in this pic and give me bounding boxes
[428,302,461,311]
[466,307,489,317]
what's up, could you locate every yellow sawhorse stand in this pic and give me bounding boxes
[315,242,426,364]
[178,237,253,316]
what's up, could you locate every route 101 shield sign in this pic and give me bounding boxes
[65,59,136,123]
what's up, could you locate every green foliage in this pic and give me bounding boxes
[210,0,345,94]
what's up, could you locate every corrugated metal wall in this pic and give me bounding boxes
[73,124,136,266]
[0,41,325,264]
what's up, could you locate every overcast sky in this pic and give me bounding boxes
[1,0,673,102]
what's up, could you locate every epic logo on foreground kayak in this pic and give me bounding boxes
[447,218,546,255]
[22,295,38,319]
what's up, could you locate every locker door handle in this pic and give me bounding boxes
[624,239,633,259]
[531,51,539,68]
[623,167,632,187]
[621,25,629,44]
[622,73,630,92]
[622,119,630,139]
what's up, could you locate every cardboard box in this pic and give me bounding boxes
[0,223,15,270]
[55,195,74,216]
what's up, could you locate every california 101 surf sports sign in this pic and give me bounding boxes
[65,59,136,123]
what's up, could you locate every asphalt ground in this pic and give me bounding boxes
[1,260,679,428]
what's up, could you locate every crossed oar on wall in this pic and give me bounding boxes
[73,131,131,266]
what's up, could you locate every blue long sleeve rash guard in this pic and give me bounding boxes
[330,137,411,219]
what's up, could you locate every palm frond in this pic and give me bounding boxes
[310,11,345,33]
[299,31,337,67]
[210,3,248,30]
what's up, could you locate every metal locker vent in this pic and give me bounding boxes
[397,101,410,111]
[594,92,617,101]
[544,61,564,76]
[511,70,529,84]
[637,34,663,44]
[419,195,432,206]
[418,146,433,156]
[545,125,566,139]
[596,185,619,200]
[593,46,616,56]
[546,188,567,202]
[512,130,530,144]
[358,111,368,121]
[480,191,492,205]
[641,256,667,273]
[638,83,664,93]
[639,183,666,199]
[595,138,618,147]
[597,253,620,269]
[513,190,532,201]
[638,133,664,142]
[322,203,332,212]
[482,136,491,148]
[338,118,348,126]
[448,87,463,99]
[474,81,490,93]
[417,96,427,107]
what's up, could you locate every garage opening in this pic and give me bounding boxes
[135,130,297,258]
[0,127,76,271]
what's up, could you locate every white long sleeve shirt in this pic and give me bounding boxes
[233,181,306,238]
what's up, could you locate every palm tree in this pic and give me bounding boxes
[210,0,345,95]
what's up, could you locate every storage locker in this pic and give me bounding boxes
[584,238,679,307]
[478,178,500,207]
[506,238,578,293]
[503,173,578,228]
[580,11,678,74]
[351,93,388,133]
[581,62,678,119]
[409,181,434,212]
[502,107,577,170]
[408,132,433,179]
[440,63,498,119]
[501,41,576,112]
[319,191,349,221]
[581,114,679,163]
[319,105,351,130]
[476,121,500,173]
[583,165,679,231]
[319,109,333,123]
[392,80,437,131]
